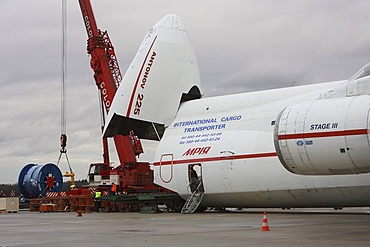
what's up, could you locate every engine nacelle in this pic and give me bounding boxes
[274,96,370,175]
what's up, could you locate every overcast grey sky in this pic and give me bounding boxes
[1,0,370,184]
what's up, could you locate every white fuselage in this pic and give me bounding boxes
[153,79,370,208]
[103,14,370,208]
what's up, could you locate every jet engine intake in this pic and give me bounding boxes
[274,96,370,175]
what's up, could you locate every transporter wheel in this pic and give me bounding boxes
[169,198,185,212]
[334,207,343,210]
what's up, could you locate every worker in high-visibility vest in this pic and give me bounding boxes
[94,191,101,212]
[110,183,117,195]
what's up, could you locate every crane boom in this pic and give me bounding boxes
[78,0,138,164]
[78,0,99,37]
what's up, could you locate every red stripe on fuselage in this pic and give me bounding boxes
[153,128,368,166]
[126,36,158,117]
[278,128,368,140]
[153,152,277,166]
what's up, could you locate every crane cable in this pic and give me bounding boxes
[57,0,73,174]
[61,0,67,138]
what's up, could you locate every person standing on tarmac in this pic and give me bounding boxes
[110,183,117,195]
[94,191,101,212]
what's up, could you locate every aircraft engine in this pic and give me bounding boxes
[274,95,370,175]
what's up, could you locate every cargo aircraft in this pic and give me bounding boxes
[103,14,370,209]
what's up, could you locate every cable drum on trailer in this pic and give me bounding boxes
[18,164,36,199]
[18,163,63,198]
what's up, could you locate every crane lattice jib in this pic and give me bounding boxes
[102,31,122,89]
[79,0,122,112]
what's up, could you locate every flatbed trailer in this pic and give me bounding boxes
[98,193,184,213]
[28,194,94,212]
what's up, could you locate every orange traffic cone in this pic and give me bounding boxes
[77,210,83,217]
[261,211,270,231]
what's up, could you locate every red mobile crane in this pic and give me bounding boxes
[21,1,183,213]
[78,0,155,193]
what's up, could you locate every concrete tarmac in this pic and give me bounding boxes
[1,208,370,247]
